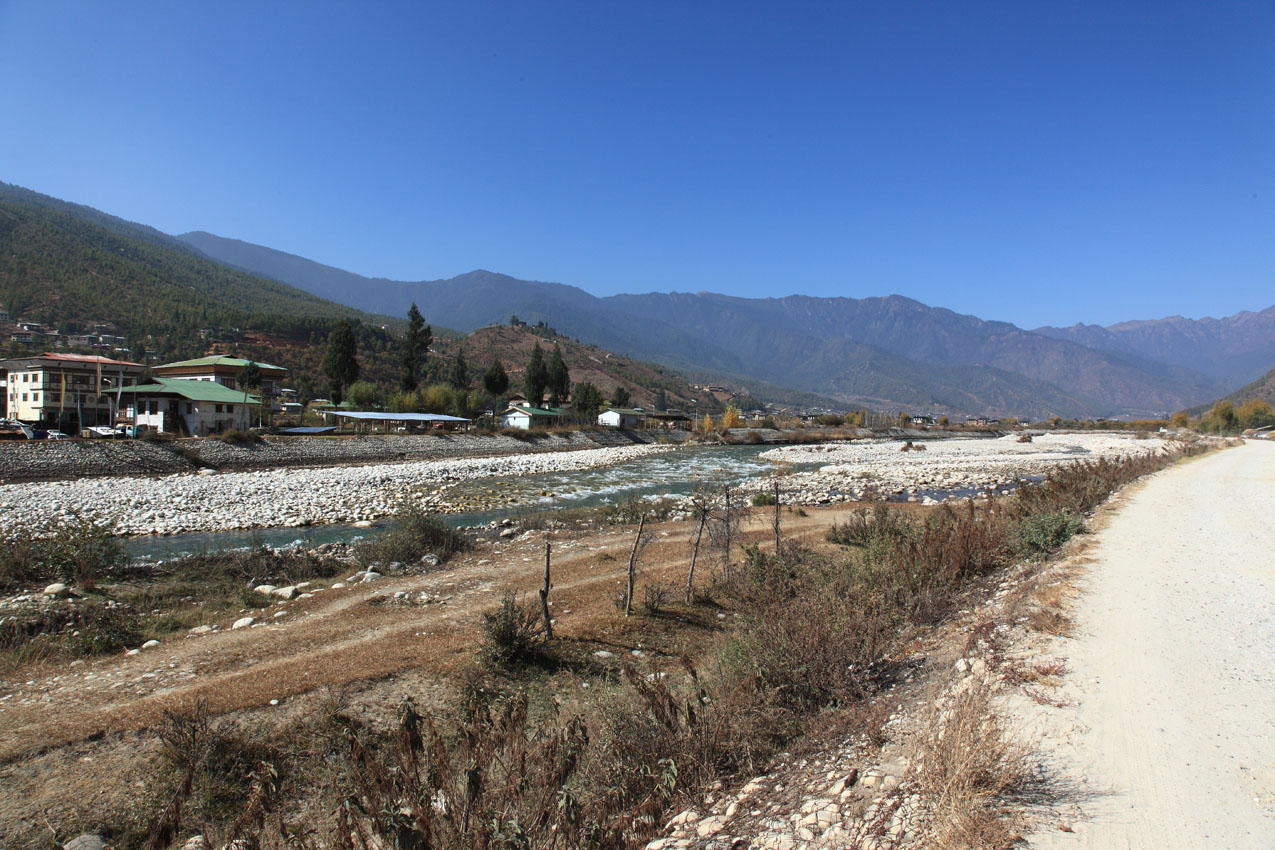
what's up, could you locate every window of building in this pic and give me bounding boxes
[21,374,28,383]
[32,393,39,403]
[21,393,28,402]
[215,404,222,413]
[186,403,193,414]
[149,400,159,415]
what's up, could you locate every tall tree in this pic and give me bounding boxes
[483,357,510,397]
[654,388,667,411]
[237,360,262,429]
[524,343,548,405]
[400,303,431,392]
[449,349,470,390]
[547,344,570,407]
[323,319,360,404]
[611,385,631,408]
[572,381,604,421]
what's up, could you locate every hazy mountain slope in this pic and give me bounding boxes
[1187,366,1275,417]
[177,230,1220,417]
[606,292,1223,415]
[1035,306,1275,385]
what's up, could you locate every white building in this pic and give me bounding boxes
[597,408,645,428]
[120,378,260,436]
[0,353,145,429]
[501,404,565,430]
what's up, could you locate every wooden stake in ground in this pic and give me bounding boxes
[723,486,733,580]
[686,498,708,604]
[539,541,553,641]
[772,479,782,553]
[625,514,646,617]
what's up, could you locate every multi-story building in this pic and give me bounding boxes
[152,355,288,410]
[0,353,145,429]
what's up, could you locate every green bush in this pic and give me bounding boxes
[751,491,777,507]
[356,504,468,566]
[1012,511,1083,557]
[0,514,126,589]
[479,591,543,668]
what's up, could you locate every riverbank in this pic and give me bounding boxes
[767,431,1170,504]
[0,428,687,484]
[0,442,680,538]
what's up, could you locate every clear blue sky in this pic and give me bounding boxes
[2,1,1272,328]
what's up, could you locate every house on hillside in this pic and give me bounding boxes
[909,415,935,426]
[119,378,260,436]
[501,404,566,430]
[153,355,288,411]
[598,407,645,428]
[0,353,145,430]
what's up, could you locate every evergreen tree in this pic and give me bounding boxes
[612,385,631,407]
[483,357,510,396]
[323,319,360,404]
[654,388,668,411]
[400,303,431,392]
[572,381,604,420]
[547,344,570,407]
[524,343,548,405]
[449,349,470,390]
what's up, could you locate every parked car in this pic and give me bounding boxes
[46,430,71,440]
[87,426,118,439]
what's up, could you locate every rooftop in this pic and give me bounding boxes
[155,355,286,372]
[119,378,261,404]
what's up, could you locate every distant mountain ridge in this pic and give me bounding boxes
[177,230,1240,418]
[1035,307,1275,386]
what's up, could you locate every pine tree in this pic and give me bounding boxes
[322,320,360,404]
[524,343,548,405]
[449,349,470,390]
[547,344,570,407]
[400,303,431,392]
[483,357,510,397]
[572,381,604,420]
[612,386,631,408]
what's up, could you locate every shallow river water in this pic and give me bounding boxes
[121,444,814,561]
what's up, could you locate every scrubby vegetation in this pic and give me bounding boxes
[354,502,469,567]
[3,444,1207,848]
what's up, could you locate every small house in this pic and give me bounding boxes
[501,404,565,430]
[598,407,646,428]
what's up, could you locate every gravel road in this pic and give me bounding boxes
[1024,441,1275,848]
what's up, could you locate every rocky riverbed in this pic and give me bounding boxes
[0,443,676,537]
[764,432,1169,505]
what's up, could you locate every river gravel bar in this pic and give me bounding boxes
[1,443,675,537]
[764,432,1169,504]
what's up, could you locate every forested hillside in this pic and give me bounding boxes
[0,191,414,387]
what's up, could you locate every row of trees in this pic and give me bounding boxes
[1187,399,1274,434]
[318,305,637,418]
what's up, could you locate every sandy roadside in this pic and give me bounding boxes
[1017,441,1275,848]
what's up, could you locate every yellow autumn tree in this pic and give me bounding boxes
[702,413,714,433]
[720,405,742,431]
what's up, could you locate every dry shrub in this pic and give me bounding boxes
[911,678,1027,849]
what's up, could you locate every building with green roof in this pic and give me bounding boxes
[119,378,261,436]
[152,355,288,412]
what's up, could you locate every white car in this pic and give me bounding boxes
[87,426,118,438]
[46,430,71,440]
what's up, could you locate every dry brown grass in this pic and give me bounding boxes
[910,677,1028,849]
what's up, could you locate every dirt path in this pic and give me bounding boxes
[1022,441,1275,848]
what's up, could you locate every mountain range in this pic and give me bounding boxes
[2,178,1268,420]
[179,231,1264,418]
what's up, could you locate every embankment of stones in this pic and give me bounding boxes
[0,429,687,484]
